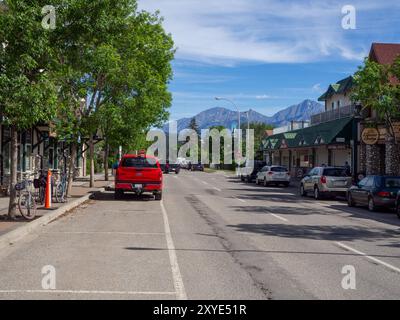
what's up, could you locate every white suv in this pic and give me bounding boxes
[256,166,291,187]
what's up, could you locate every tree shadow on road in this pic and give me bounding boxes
[227,223,400,244]
[123,246,400,259]
[229,205,326,216]
[90,192,156,202]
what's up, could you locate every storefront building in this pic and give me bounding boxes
[262,117,354,178]
[358,43,400,176]
[0,123,85,195]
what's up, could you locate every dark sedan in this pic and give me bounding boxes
[160,163,170,174]
[169,163,181,174]
[347,176,400,212]
[190,163,204,171]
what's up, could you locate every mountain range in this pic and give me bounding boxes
[163,99,324,132]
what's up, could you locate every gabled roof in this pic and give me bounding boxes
[318,76,354,102]
[261,117,353,151]
[369,43,400,65]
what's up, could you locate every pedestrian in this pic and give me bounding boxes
[344,161,351,176]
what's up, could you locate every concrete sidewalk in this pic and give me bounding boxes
[0,173,113,237]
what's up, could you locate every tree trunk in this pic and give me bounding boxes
[8,126,18,219]
[385,137,400,176]
[66,141,77,197]
[89,135,95,188]
[104,142,109,181]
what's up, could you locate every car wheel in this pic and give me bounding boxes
[314,187,321,200]
[368,197,376,212]
[240,176,245,182]
[396,204,400,219]
[246,176,252,183]
[284,182,289,188]
[114,190,124,200]
[347,193,355,207]
[155,193,162,201]
[300,184,307,197]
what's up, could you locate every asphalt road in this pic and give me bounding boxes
[0,170,399,300]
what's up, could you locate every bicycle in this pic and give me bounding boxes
[33,169,47,205]
[15,174,37,220]
[55,171,68,203]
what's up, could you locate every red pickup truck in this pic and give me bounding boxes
[115,155,163,200]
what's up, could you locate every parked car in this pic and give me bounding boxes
[169,163,181,174]
[160,162,170,174]
[190,163,204,171]
[240,160,266,183]
[348,176,400,212]
[300,166,352,200]
[114,154,163,200]
[177,157,189,169]
[256,166,291,187]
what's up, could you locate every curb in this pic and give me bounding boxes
[0,185,110,251]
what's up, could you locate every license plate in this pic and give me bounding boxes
[334,181,346,187]
[133,184,143,189]
[136,172,143,177]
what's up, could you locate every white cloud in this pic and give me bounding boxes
[255,95,272,100]
[311,83,323,93]
[138,0,398,65]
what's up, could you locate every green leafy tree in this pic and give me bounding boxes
[52,0,174,185]
[352,57,400,175]
[189,118,200,135]
[0,0,58,218]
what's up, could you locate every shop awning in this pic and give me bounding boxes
[261,117,353,151]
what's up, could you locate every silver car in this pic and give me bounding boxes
[300,167,353,200]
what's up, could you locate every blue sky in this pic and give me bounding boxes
[139,0,400,120]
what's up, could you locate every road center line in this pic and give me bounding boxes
[213,187,222,192]
[335,242,400,274]
[270,214,289,222]
[160,201,187,300]
[201,181,209,185]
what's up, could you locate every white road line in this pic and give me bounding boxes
[270,214,288,222]
[233,196,246,203]
[336,242,400,274]
[160,201,187,300]
[202,181,209,185]
[213,187,222,192]
[0,290,175,296]
[43,232,165,236]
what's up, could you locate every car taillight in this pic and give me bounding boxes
[321,176,327,184]
[377,191,390,198]
[268,172,273,175]
[286,172,290,176]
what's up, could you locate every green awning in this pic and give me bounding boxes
[261,117,353,151]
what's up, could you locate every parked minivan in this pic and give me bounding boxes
[300,166,352,200]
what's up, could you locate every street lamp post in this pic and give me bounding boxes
[215,97,241,143]
[215,97,241,174]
